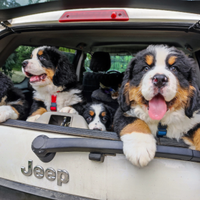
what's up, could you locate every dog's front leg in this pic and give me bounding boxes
[120,119,156,167]
[183,126,200,151]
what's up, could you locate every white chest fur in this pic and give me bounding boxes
[126,106,200,140]
[33,85,82,112]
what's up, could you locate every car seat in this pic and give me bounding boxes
[82,52,123,102]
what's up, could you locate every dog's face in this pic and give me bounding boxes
[83,103,114,131]
[22,46,77,88]
[119,45,198,120]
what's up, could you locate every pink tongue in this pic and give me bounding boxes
[148,94,167,120]
[30,75,40,82]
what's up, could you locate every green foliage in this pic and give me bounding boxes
[59,47,76,53]
[59,47,76,64]
[110,55,133,72]
[0,0,20,9]
[3,46,77,78]
[2,46,35,76]
[84,53,92,71]
[84,54,133,72]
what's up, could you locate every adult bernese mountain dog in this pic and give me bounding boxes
[22,46,84,122]
[0,72,27,122]
[83,102,114,131]
[114,45,200,167]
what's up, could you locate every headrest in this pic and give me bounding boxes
[90,52,111,72]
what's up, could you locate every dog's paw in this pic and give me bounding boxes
[121,132,156,167]
[0,105,18,122]
[59,107,78,114]
[26,114,41,122]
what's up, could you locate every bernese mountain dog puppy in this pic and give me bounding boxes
[22,46,84,122]
[0,72,27,122]
[114,45,200,167]
[83,102,114,131]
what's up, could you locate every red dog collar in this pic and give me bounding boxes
[50,91,60,111]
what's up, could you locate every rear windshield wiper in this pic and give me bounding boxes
[188,20,200,31]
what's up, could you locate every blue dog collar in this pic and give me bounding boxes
[157,122,167,137]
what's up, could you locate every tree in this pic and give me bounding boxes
[2,46,35,76]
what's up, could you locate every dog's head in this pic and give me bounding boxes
[119,45,199,120]
[22,46,77,88]
[83,103,114,131]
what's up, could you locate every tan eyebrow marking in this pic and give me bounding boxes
[168,56,177,65]
[145,54,154,65]
[38,50,43,56]
[89,110,94,116]
[101,112,106,117]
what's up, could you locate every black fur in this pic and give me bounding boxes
[115,45,200,137]
[29,99,46,116]
[83,102,115,131]
[113,108,137,136]
[40,47,77,88]
[0,72,28,120]
[118,58,135,112]
[118,46,200,117]
[26,47,85,117]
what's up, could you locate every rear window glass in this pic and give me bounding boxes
[0,0,56,9]
[110,55,133,72]
[2,46,76,83]
[84,53,132,73]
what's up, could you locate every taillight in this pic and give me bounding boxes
[59,9,129,22]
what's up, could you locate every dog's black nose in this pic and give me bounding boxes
[152,74,168,88]
[22,61,28,68]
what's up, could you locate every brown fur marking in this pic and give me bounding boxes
[45,69,55,80]
[120,119,151,136]
[101,111,106,117]
[168,56,177,66]
[31,107,47,116]
[185,129,200,150]
[0,96,7,106]
[170,84,195,111]
[38,50,43,56]
[34,98,43,101]
[89,110,94,116]
[11,106,19,118]
[145,54,154,66]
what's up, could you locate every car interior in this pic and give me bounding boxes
[1,28,200,140]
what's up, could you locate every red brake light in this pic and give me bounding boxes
[59,9,129,22]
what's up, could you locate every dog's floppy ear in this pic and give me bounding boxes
[104,104,115,131]
[185,62,200,118]
[118,58,135,112]
[47,48,77,87]
[104,104,115,120]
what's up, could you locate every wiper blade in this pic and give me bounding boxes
[188,20,200,31]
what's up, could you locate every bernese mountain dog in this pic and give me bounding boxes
[114,45,200,167]
[83,102,114,131]
[22,46,84,122]
[0,72,27,122]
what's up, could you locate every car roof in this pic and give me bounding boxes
[1,0,200,21]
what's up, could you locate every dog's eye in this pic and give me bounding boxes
[102,117,107,121]
[39,56,46,61]
[170,66,176,72]
[86,116,92,122]
[144,66,150,72]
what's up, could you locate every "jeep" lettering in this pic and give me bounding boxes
[21,160,69,186]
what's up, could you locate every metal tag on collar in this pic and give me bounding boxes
[157,122,167,137]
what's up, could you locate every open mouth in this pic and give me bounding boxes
[25,71,47,83]
[144,94,174,120]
